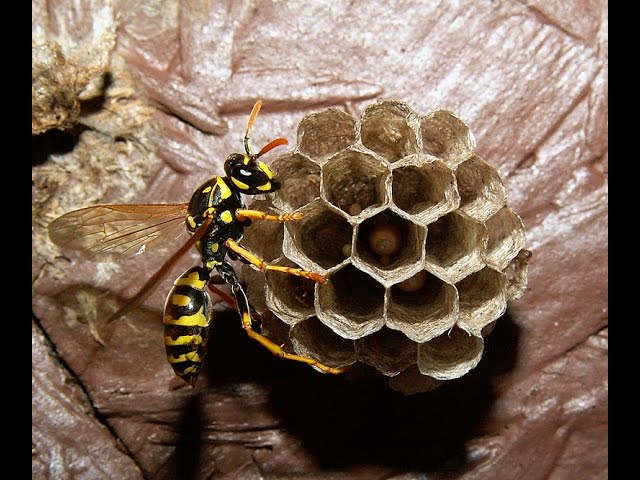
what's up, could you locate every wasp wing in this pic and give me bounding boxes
[48,203,189,262]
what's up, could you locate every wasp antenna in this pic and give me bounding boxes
[244,100,263,155]
[256,137,289,159]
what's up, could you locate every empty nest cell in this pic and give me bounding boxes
[259,310,295,352]
[391,159,459,224]
[322,149,389,215]
[417,327,484,380]
[455,267,508,336]
[271,153,321,212]
[265,257,317,325]
[424,211,487,282]
[503,248,532,300]
[297,107,357,163]
[239,199,284,262]
[360,100,418,162]
[420,109,475,167]
[484,206,527,270]
[387,271,457,343]
[355,327,417,376]
[242,265,269,314]
[291,316,356,367]
[284,200,353,271]
[455,155,507,222]
[316,264,385,339]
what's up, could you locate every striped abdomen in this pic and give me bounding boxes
[163,266,212,386]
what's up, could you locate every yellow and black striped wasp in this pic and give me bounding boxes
[48,101,344,386]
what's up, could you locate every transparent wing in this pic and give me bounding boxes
[48,203,189,262]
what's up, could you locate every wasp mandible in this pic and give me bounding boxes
[48,101,344,386]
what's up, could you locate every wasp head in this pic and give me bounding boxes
[224,153,281,195]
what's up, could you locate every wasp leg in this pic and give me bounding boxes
[215,262,344,374]
[235,209,303,223]
[207,273,261,328]
[224,238,325,283]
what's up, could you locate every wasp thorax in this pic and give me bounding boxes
[242,100,530,395]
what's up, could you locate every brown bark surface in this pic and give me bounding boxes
[33,1,607,479]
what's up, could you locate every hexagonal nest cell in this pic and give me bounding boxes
[270,153,321,212]
[240,199,284,262]
[391,159,459,224]
[417,327,484,380]
[424,212,487,283]
[283,200,353,272]
[455,267,508,336]
[484,206,527,270]
[322,149,389,216]
[291,316,356,368]
[387,271,457,342]
[353,210,425,280]
[420,109,476,167]
[355,327,417,376]
[297,108,357,163]
[456,155,507,222]
[316,264,386,339]
[243,99,531,395]
[265,257,317,325]
[360,100,419,162]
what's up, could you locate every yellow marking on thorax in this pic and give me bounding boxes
[186,215,197,229]
[257,181,272,191]
[167,351,203,364]
[164,306,209,327]
[175,272,207,289]
[164,334,203,346]
[202,186,212,193]
[211,243,219,253]
[215,176,232,200]
[231,176,250,190]
[220,210,234,223]
[258,161,274,179]
[171,294,192,307]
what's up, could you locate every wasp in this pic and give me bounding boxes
[48,101,344,386]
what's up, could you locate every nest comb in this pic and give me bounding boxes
[241,100,530,395]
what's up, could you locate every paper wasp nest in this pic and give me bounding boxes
[242,100,530,395]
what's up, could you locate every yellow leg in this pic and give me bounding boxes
[215,261,344,375]
[240,312,344,374]
[235,209,303,222]
[225,238,325,283]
